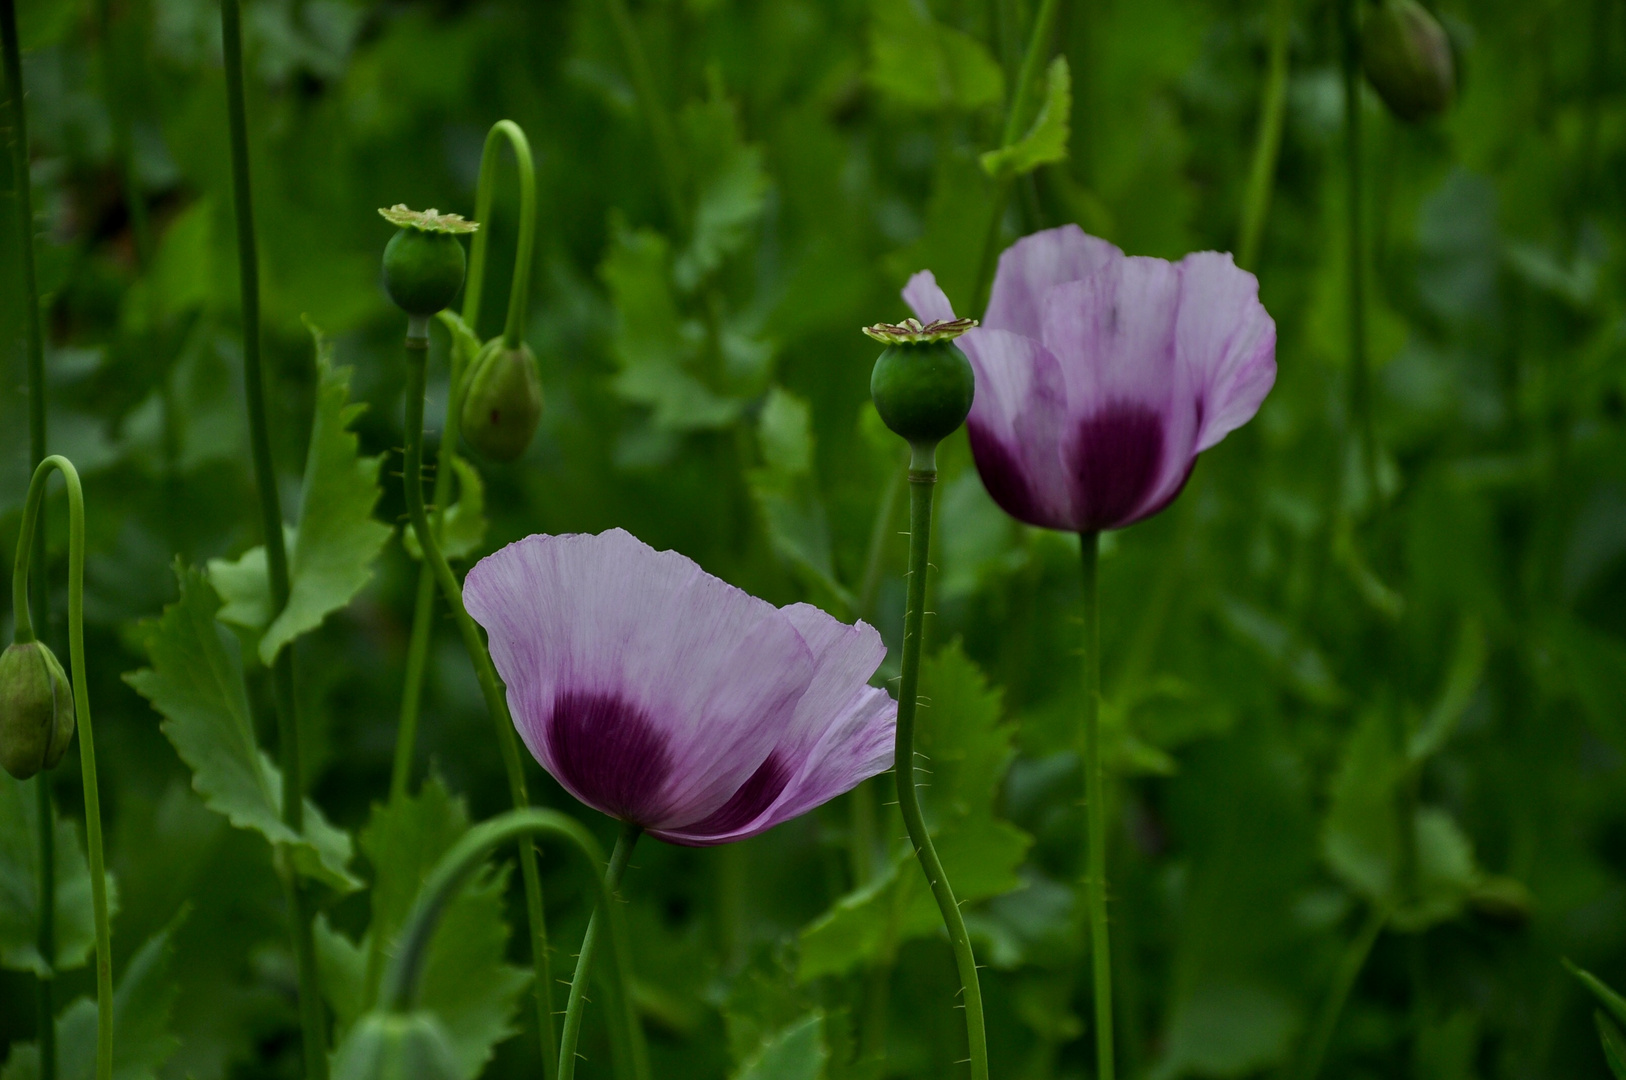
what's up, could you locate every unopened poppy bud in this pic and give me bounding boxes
[864,318,978,449]
[332,1011,459,1080]
[379,205,478,317]
[1362,0,1455,123]
[460,339,543,462]
[0,641,75,780]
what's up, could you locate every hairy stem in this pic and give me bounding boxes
[402,328,557,1080]
[559,821,643,1080]
[895,445,990,1080]
[1079,531,1113,1080]
[1237,0,1293,271]
[15,458,113,1080]
[218,2,325,1073]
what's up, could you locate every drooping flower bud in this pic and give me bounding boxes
[332,1012,459,1080]
[1361,0,1456,123]
[0,641,75,781]
[379,206,479,317]
[864,317,978,449]
[460,338,543,462]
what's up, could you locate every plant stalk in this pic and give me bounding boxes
[15,457,113,1080]
[895,444,989,1080]
[1079,530,1113,1080]
[1294,904,1386,1080]
[558,821,643,1080]
[218,2,326,1074]
[1338,0,1375,497]
[35,778,54,1080]
[402,326,557,1080]
[1237,0,1293,272]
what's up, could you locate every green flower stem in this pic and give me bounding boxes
[35,778,54,1080]
[1237,0,1294,272]
[895,445,989,1080]
[1337,0,1375,496]
[14,457,113,1080]
[1294,904,1386,1080]
[1079,530,1113,1080]
[402,328,558,1080]
[971,0,1064,313]
[558,821,643,1080]
[217,3,326,1075]
[2,0,51,684]
[464,121,538,348]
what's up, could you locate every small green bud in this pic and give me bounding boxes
[0,641,75,781]
[460,339,543,462]
[332,1012,459,1080]
[865,317,977,449]
[379,206,478,317]
[1361,0,1456,123]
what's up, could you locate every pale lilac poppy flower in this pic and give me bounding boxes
[904,225,1276,532]
[464,529,896,846]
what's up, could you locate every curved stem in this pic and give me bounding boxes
[1237,0,1293,272]
[1079,531,1113,1080]
[894,445,989,1080]
[1338,0,1375,498]
[1294,904,1386,1080]
[402,328,558,1079]
[558,822,642,1080]
[463,121,537,348]
[15,457,113,1080]
[217,4,325,1074]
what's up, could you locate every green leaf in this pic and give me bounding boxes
[798,643,1030,980]
[1406,618,1487,764]
[1598,1012,1626,1080]
[260,325,392,664]
[747,388,852,611]
[124,564,360,893]
[0,771,118,975]
[348,777,530,1078]
[401,455,489,563]
[314,914,368,1036]
[208,526,293,633]
[675,90,771,291]
[730,1013,828,1080]
[868,0,1003,111]
[1568,960,1626,1031]
[979,56,1072,180]
[0,915,184,1080]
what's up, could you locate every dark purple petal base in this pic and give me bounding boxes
[1067,403,1165,532]
[547,690,674,824]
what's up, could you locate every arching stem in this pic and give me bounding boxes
[558,822,644,1080]
[1079,530,1113,1080]
[14,457,113,1080]
[217,2,325,1074]
[894,443,990,1080]
[402,322,558,1080]
[464,121,538,348]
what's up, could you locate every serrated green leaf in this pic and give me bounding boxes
[401,455,489,563]
[798,643,1030,980]
[675,91,770,291]
[314,914,368,1036]
[747,388,852,611]
[979,56,1072,180]
[208,526,294,633]
[260,325,391,663]
[0,915,184,1080]
[869,0,1003,111]
[731,1012,827,1080]
[0,771,118,975]
[123,564,360,893]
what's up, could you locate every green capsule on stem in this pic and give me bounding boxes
[380,205,479,317]
[460,338,543,462]
[1361,0,1456,123]
[0,640,74,780]
[332,1011,459,1080]
[865,317,978,452]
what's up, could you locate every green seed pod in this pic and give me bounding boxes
[864,317,978,448]
[332,1011,459,1080]
[379,205,479,317]
[460,338,543,462]
[0,641,75,781]
[1361,0,1456,123]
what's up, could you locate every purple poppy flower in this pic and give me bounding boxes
[464,529,896,846]
[904,225,1276,532]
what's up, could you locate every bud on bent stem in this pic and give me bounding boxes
[0,642,73,780]
[460,339,543,463]
[1361,0,1456,123]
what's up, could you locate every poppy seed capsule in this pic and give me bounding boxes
[378,205,479,317]
[460,339,543,462]
[0,641,75,781]
[1362,0,1456,123]
[332,1012,459,1080]
[864,318,978,448]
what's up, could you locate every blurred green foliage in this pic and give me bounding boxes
[0,0,1624,1078]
